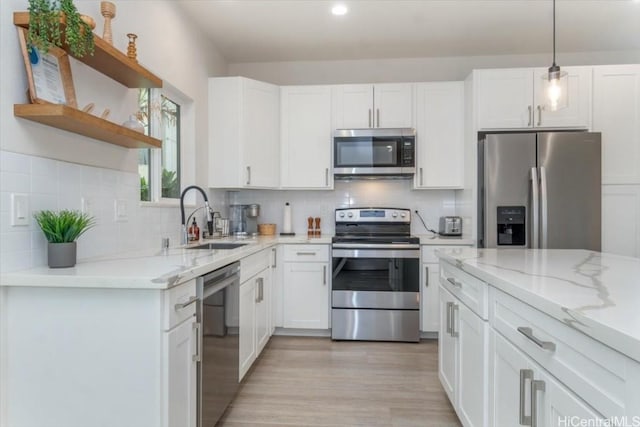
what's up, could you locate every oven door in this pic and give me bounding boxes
[331,248,420,309]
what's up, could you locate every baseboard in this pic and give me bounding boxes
[273,327,331,337]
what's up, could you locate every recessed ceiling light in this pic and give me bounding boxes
[331,4,348,16]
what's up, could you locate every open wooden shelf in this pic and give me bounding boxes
[14,11,162,88]
[14,104,162,149]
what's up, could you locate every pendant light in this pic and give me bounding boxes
[544,0,568,111]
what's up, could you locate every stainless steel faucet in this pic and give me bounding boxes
[180,185,214,245]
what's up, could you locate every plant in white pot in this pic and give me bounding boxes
[34,210,95,268]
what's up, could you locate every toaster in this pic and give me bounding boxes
[439,216,462,236]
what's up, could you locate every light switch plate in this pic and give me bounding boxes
[11,193,30,226]
[114,199,128,222]
[81,197,93,216]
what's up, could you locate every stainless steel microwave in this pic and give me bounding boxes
[333,128,416,178]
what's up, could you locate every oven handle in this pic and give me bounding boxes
[332,243,420,250]
[332,248,420,259]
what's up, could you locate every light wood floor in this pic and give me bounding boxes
[218,336,462,427]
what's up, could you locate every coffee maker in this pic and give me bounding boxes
[229,204,260,236]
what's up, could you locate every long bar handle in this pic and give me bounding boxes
[517,326,556,351]
[368,109,372,128]
[255,277,261,303]
[424,266,429,287]
[297,251,317,256]
[246,166,251,185]
[271,248,277,268]
[531,167,539,249]
[376,109,380,128]
[259,277,264,302]
[447,277,462,288]
[537,105,542,126]
[540,166,548,249]
[528,105,532,127]
[531,379,546,427]
[445,302,453,335]
[175,296,198,311]
[420,167,424,186]
[323,265,327,285]
[192,321,201,362]
[451,303,459,337]
[519,369,533,426]
[325,168,329,187]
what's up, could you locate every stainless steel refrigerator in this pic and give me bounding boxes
[478,132,601,250]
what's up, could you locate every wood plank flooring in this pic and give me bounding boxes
[218,336,461,427]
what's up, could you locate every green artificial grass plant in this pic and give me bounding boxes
[33,209,95,243]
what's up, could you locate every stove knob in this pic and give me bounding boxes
[339,212,345,218]
[401,212,406,218]
[392,212,398,218]
[347,212,354,218]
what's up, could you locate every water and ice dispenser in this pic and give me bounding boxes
[496,206,526,246]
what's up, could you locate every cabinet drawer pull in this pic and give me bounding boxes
[296,251,317,256]
[325,168,329,186]
[323,265,327,285]
[531,379,546,427]
[519,369,533,426]
[420,167,424,186]
[246,166,251,185]
[174,296,198,311]
[445,302,453,334]
[537,105,542,126]
[528,105,532,127]
[272,248,277,268]
[376,109,380,127]
[368,109,372,128]
[517,326,556,351]
[451,303,459,337]
[424,266,429,287]
[446,277,462,288]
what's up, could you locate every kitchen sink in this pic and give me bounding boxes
[187,242,248,250]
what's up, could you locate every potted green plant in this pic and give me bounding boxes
[33,209,95,268]
[27,0,95,57]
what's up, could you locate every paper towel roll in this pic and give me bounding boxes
[283,202,292,234]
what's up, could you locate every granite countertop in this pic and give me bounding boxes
[417,235,474,246]
[0,235,331,290]
[436,247,640,362]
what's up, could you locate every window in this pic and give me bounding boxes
[138,88,182,201]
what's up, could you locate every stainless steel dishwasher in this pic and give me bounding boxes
[197,262,240,426]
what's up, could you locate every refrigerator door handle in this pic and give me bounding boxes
[531,167,540,249]
[540,166,548,249]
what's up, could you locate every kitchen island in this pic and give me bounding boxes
[436,247,640,425]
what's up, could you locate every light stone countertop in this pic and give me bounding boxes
[436,247,640,363]
[0,235,331,290]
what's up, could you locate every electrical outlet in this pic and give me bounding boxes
[114,199,128,222]
[11,193,30,226]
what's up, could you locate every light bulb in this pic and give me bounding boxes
[547,78,562,111]
[331,4,348,15]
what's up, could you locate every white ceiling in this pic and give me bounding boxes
[180,0,640,64]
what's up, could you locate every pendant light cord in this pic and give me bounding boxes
[552,0,557,66]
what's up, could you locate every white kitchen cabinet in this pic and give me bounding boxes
[209,76,280,188]
[593,65,640,185]
[282,244,330,329]
[602,185,640,258]
[165,316,197,427]
[238,277,257,381]
[491,331,602,426]
[280,85,332,189]
[476,67,591,130]
[332,83,413,129]
[439,283,489,427]
[414,82,464,189]
[255,272,271,355]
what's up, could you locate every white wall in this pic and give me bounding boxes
[228,50,640,85]
[0,1,227,273]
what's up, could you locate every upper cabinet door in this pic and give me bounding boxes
[373,83,414,128]
[533,66,592,129]
[476,68,535,129]
[593,65,640,185]
[331,84,374,129]
[281,86,332,189]
[414,82,464,189]
[242,79,280,188]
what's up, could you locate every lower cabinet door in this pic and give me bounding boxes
[421,263,440,332]
[283,262,329,329]
[457,299,489,427]
[239,280,256,381]
[166,317,197,427]
[439,285,457,405]
[255,271,271,355]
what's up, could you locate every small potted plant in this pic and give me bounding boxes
[34,209,95,268]
[27,0,95,57]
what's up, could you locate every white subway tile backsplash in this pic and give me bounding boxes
[0,151,31,174]
[0,171,31,193]
[31,157,57,177]
[31,174,58,195]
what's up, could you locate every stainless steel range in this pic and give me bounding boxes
[331,208,420,342]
